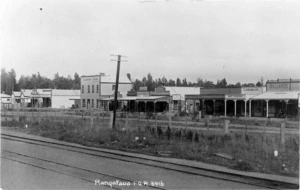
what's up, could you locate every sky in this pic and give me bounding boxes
[1,0,300,84]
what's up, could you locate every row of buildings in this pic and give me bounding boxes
[1,74,299,119]
[1,89,80,109]
[80,75,300,119]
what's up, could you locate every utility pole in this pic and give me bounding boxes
[111,54,127,129]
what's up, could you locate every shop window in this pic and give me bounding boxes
[96,99,99,108]
[81,85,84,93]
[87,99,90,108]
[92,85,94,93]
[82,99,86,107]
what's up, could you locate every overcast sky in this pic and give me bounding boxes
[1,0,300,84]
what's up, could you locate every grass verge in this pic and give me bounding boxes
[1,115,299,178]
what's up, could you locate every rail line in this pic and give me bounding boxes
[1,133,298,189]
[1,150,162,190]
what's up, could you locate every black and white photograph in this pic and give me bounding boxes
[1,0,299,189]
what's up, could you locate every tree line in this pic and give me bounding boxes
[1,68,262,95]
[1,68,81,95]
[130,73,262,92]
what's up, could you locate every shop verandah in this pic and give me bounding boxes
[185,93,299,119]
[101,96,171,113]
[186,94,250,117]
[249,92,299,118]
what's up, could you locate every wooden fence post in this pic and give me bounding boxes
[125,112,128,130]
[24,108,27,122]
[138,112,141,133]
[205,118,210,131]
[38,109,41,124]
[192,130,196,142]
[90,110,94,128]
[12,107,14,121]
[109,112,113,129]
[281,121,285,146]
[155,114,158,128]
[223,119,229,135]
[16,107,20,122]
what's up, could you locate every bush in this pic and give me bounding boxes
[179,111,188,117]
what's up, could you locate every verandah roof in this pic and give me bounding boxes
[101,96,170,102]
[250,91,300,100]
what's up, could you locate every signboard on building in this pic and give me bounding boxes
[139,87,148,91]
[172,94,181,101]
[267,83,290,92]
[241,87,264,95]
[225,94,245,100]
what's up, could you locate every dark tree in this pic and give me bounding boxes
[176,78,182,86]
[74,72,81,89]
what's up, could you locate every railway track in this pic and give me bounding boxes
[1,133,299,189]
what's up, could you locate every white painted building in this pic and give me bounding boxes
[81,74,132,109]
[51,90,80,108]
[1,94,12,109]
[11,89,80,109]
[165,86,201,111]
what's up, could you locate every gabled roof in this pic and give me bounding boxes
[0,94,11,98]
[13,91,21,97]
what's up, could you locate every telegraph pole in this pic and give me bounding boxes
[111,54,127,129]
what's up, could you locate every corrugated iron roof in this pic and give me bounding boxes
[52,89,80,96]
[165,86,200,100]
[102,96,170,102]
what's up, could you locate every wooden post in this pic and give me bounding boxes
[155,114,158,128]
[223,119,229,135]
[138,112,141,133]
[169,113,172,127]
[205,118,210,131]
[38,109,41,124]
[16,107,20,122]
[281,121,285,146]
[90,110,94,128]
[24,108,27,121]
[12,107,14,121]
[125,112,128,130]
[109,112,113,129]
[192,130,196,142]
